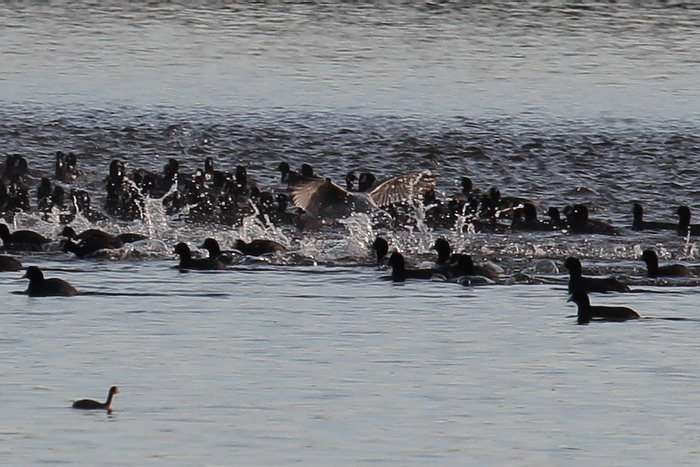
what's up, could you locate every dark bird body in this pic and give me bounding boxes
[564,257,629,293]
[387,251,438,282]
[234,239,286,256]
[567,204,618,235]
[371,237,389,265]
[61,226,146,247]
[631,203,676,231]
[200,238,235,264]
[72,386,119,413]
[60,227,125,257]
[511,203,558,231]
[433,238,452,272]
[676,206,700,236]
[174,242,227,270]
[0,255,22,271]
[278,162,321,186]
[23,266,78,297]
[641,249,694,278]
[448,253,499,282]
[568,290,640,324]
[0,224,50,248]
[61,239,115,258]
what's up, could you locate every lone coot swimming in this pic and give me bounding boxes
[568,290,640,324]
[641,249,694,278]
[174,242,227,270]
[564,257,629,293]
[23,266,78,297]
[72,386,119,414]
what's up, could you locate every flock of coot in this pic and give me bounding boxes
[2,154,700,324]
[3,152,700,413]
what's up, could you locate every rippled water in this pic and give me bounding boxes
[4,1,700,119]
[2,1,700,465]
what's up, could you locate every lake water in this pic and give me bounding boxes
[2,1,700,465]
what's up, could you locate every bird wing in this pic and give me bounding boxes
[369,171,438,207]
[291,178,355,217]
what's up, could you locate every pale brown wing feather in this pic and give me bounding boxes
[291,178,353,217]
[369,171,438,207]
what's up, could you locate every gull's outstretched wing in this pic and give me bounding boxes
[291,178,372,217]
[369,171,438,207]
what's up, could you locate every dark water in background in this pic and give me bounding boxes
[3,0,700,119]
[2,2,700,465]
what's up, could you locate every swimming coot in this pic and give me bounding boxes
[546,207,567,230]
[641,249,694,278]
[511,203,558,231]
[277,162,321,186]
[345,170,358,191]
[448,253,499,282]
[61,226,146,245]
[62,238,123,259]
[55,151,81,183]
[174,242,227,270]
[60,227,124,258]
[0,255,22,271]
[233,239,286,256]
[568,290,640,324]
[371,236,389,266]
[631,203,676,231]
[433,238,452,270]
[676,206,700,236]
[485,186,539,219]
[0,224,51,249]
[23,266,78,297]
[200,238,234,264]
[564,257,629,293]
[72,386,119,414]
[567,204,618,235]
[387,251,438,282]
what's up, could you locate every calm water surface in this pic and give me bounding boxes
[2,1,700,465]
[3,271,700,465]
